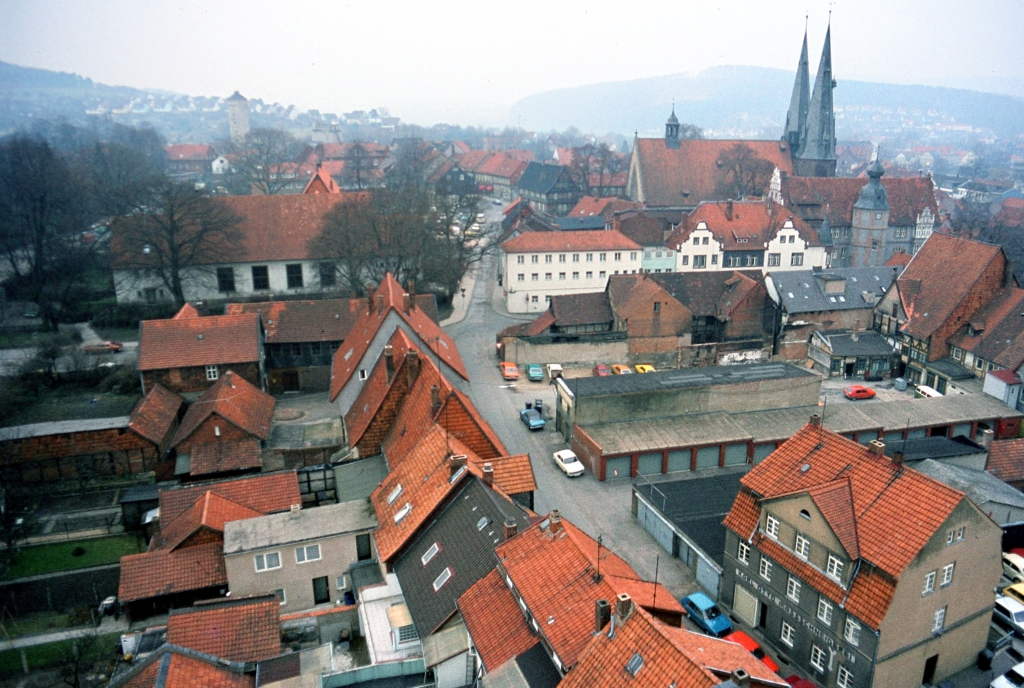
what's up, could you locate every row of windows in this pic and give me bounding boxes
[254,544,321,571]
[680,253,803,268]
[779,624,854,687]
[764,514,844,581]
[515,252,637,264]
[216,263,337,293]
[922,563,955,594]
[516,270,614,281]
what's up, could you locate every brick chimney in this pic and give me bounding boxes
[729,669,751,688]
[376,293,385,312]
[725,199,734,221]
[868,439,886,456]
[810,414,822,427]
[366,284,376,312]
[403,293,412,313]
[549,509,563,535]
[383,345,394,383]
[482,463,494,487]
[405,350,420,385]
[594,599,611,634]
[408,281,416,300]
[614,592,634,625]
[503,519,518,541]
[449,454,467,476]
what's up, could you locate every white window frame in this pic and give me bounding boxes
[787,575,801,602]
[386,484,403,506]
[837,665,854,688]
[941,563,955,587]
[932,606,946,632]
[421,542,440,566]
[795,533,810,559]
[844,618,861,646]
[946,529,955,545]
[826,554,843,581]
[255,551,281,572]
[336,575,349,591]
[923,570,936,594]
[810,644,826,671]
[780,621,795,647]
[433,566,453,592]
[737,541,750,565]
[817,598,833,626]
[765,514,780,539]
[957,526,965,541]
[273,588,286,605]
[295,544,321,564]
[759,556,772,582]
[205,364,219,381]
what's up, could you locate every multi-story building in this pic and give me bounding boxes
[500,230,642,314]
[721,418,1001,688]
[516,162,581,216]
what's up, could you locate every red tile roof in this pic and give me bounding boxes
[119,542,227,603]
[988,439,1024,484]
[884,252,914,267]
[947,287,1024,370]
[189,439,262,476]
[457,569,539,673]
[159,472,301,524]
[156,491,262,551]
[172,371,275,447]
[344,328,418,450]
[782,175,939,228]
[457,150,490,172]
[167,596,280,663]
[501,229,641,253]
[669,200,820,250]
[475,154,528,182]
[568,196,616,217]
[898,234,1005,340]
[632,138,794,207]
[119,649,254,688]
[302,165,341,194]
[474,454,537,496]
[165,144,216,162]
[329,274,467,401]
[128,384,183,445]
[138,311,260,371]
[808,478,859,559]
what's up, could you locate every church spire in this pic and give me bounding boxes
[665,102,680,149]
[796,22,837,176]
[783,25,810,152]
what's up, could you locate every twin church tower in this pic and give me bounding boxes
[784,24,837,177]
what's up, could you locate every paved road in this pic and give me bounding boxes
[0,323,137,376]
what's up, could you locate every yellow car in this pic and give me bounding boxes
[610,364,632,375]
[634,364,656,374]
[1005,582,1024,606]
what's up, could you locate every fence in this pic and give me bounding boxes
[321,658,430,687]
[0,563,120,615]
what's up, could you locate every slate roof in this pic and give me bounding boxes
[458,569,539,673]
[915,459,1024,517]
[723,423,968,628]
[188,439,262,477]
[111,646,253,688]
[947,287,1024,370]
[0,416,131,442]
[166,595,281,663]
[782,174,939,228]
[769,267,901,314]
[632,138,794,207]
[812,330,896,357]
[517,162,570,195]
[172,371,274,446]
[502,229,640,254]
[394,477,531,636]
[552,216,607,230]
[159,472,301,524]
[669,200,821,251]
[566,362,814,398]
[613,213,664,245]
[650,271,763,319]
[138,308,260,372]
[883,435,985,462]
[128,384,184,446]
[550,292,613,328]
[119,542,227,603]
[988,439,1024,484]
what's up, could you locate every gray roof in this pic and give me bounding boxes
[769,266,901,314]
[554,216,607,230]
[914,459,1024,511]
[860,393,1022,432]
[393,477,530,637]
[334,456,389,503]
[564,362,815,399]
[924,358,976,380]
[517,162,569,195]
[584,413,750,455]
[0,416,131,441]
[222,498,377,554]
[883,436,985,462]
[267,420,346,451]
[813,330,896,357]
[423,623,471,668]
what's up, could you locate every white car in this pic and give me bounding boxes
[1004,553,1024,584]
[995,596,1024,637]
[554,450,585,477]
[991,660,1024,688]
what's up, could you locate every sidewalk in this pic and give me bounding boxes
[0,615,129,652]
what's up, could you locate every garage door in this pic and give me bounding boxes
[907,428,927,439]
[605,456,631,479]
[637,453,663,475]
[884,431,903,443]
[733,584,758,626]
[696,557,720,597]
[695,446,719,469]
[953,423,972,438]
[723,443,747,466]
[636,498,675,553]
[753,444,776,464]
[667,450,691,472]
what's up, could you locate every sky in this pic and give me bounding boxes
[1,0,1022,127]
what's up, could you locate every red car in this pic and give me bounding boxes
[499,362,519,380]
[723,631,779,673]
[83,341,124,354]
[592,364,610,377]
[785,677,816,688]
[843,384,876,400]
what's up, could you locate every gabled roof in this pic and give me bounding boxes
[782,174,938,228]
[457,569,539,673]
[112,646,253,688]
[457,150,490,172]
[668,200,821,251]
[155,491,262,551]
[550,292,613,328]
[128,384,183,445]
[632,138,794,207]
[138,311,260,371]
[329,274,467,401]
[172,371,274,446]
[613,212,663,245]
[607,274,680,322]
[344,328,419,451]
[808,478,859,559]
[166,595,280,663]
[947,287,1024,370]
[189,439,262,477]
[650,271,763,320]
[119,542,227,603]
[562,604,786,688]
[987,438,1024,484]
[769,267,900,314]
[165,144,216,162]
[897,234,1006,340]
[517,162,572,195]
[501,229,641,253]
[159,472,301,525]
[475,154,528,182]
[302,165,341,194]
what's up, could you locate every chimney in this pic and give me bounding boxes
[403,293,412,313]
[405,350,420,385]
[449,453,467,476]
[482,463,494,487]
[430,385,441,415]
[503,519,518,541]
[366,284,376,312]
[725,199,734,221]
[892,450,904,467]
[594,599,611,634]
[852,320,861,342]
[729,669,751,688]
[408,281,416,300]
[809,414,822,427]
[614,592,634,625]
[377,294,385,312]
[980,428,994,450]
[549,509,563,535]
[384,345,394,382]
[868,439,886,456]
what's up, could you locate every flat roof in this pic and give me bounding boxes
[565,362,815,399]
[267,419,346,450]
[731,404,877,443]
[584,413,750,455]
[334,457,389,503]
[884,435,985,461]
[223,498,378,554]
[0,416,131,441]
[861,393,1021,431]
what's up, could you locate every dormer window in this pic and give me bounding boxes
[827,554,844,581]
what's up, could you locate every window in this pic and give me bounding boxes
[573,253,579,262]
[286,263,303,288]
[517,255,524,264]
[795,534,810,559]
[295,544,321,563]
[559,272,566,280]
[572,271,580,279]
[817,598,833,626]
[737,541,750,565]
[693,255,706,269]
[759,556,772,581]
[558,254,566,262]
[545,273,552,280]
[957,526,965,541]
[932,606,946,632]
[531,295,538,303]
[586,253,593,262]
[358,369,368,381]
[252,265,270,290]
[397,623,418,643]
[421,542,440,566]
[517,273,524,282]
[319,262,336,287]
[217,267,236,292]
[273,588,286,605]
[765,514,780,539]
[895,227,909,239]
[681,255,689,266]
[356,533,372,561]
[654,302,661,313]
[837,665,854,688]
[336,575,348,591]
[599,271,606,278]
[952,346,962,361]
[780,621,795,646]
[941,563,955,586]
[255,552,281,571]
[630,252,637,260]
[614,252,621,261]
[545,254,552,263]
[810,645,826,671]
[787,575,801,602]
[531,255,539,264]
[827,554,843,580]
[205,365,219,381]
[433,567,453,591]
[291,343,303,356]
[923,571,936,594]
[394,503,412,523]
[844,619,861,646]
[702,237,709,245]
[693,237,700,245]
[711,255,718,265]
[586,271,593,279]
[599,253,607,261]
[791,253,804,266]
[531,273,538,281]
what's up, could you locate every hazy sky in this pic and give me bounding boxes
[2,0,1021,127]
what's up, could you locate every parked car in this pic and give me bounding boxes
[592,363,610,377]
[723,631,779,673]
[611,364,633,375]
[546,363,563,380]
[992,661,1024,688]
[1006,583,1024,606]
[634,364,656,373]
[519,408,545,431]
[553,449,585,477]
[784,678,816,688]
[1005,553,1024,584]
[84,341,124,354]
[680,592,733,637]
[843,384,876,400]
[994,596,1024,637]
[499,362,519,380]
[525,364,544,382]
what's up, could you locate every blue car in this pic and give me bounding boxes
[519,408,545,431]
[680,592,733,637]
[525,363,544,382]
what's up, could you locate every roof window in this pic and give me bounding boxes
[421,542,440,566]
[433,567,453,592]
[477,517,490,531]
[394,503,412,524]
[387,484,403,505]
[626,653,644,677]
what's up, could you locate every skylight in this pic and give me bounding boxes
[387,484,403,505]
[432,567,453,592]
[394,503,412,523]
[421,542,440,566]
[626,653,644,677]
[477,517,490,531]
[449,466,466,484]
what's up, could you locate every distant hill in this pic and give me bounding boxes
[509,66,1024,139]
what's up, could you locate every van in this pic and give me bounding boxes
[546,364,563,380]
[914,385,943,399]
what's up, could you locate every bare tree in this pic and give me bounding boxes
[567,143,596,197]
[112,182,244,307]
[344,142,373,190]
[228,128,303,195]
[714,143,776,200]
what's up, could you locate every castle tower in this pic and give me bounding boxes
[226,91,250,142]
[794,25,837,177]
[665,106,680,150]
[850,159,890,266]
[783,29,810,153]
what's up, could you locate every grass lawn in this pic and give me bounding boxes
[0,611,71,638]
[0,631,122,675]
[91,326,139,343]
[0,386,141,428]
[0,331,43,349]
[5,535,145,580]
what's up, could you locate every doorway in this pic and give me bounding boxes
[844,362,855,378]
[758,601,768,629]
[312,576,330,605]
[922,654,938,685]
[282,369,300,392]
